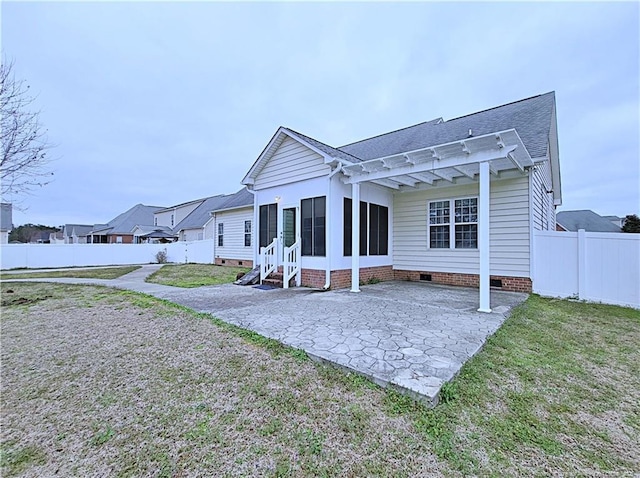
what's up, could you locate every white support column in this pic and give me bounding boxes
[478,161,492,313]
[351,182,361,293]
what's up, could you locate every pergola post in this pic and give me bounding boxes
[351,182,360,293]
[478,161,492,313]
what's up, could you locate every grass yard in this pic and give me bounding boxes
[0,265,140,280]
[1,284,638,477]
[145,263,250,288]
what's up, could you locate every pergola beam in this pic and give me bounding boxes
[454,165,475,179]
[344,145,517,185]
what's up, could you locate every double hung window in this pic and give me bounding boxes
[428,198,478,249]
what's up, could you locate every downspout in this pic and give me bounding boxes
[246,186,258,267]
[210,212,216,264]
[324,162,343,289]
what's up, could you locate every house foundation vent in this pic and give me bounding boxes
[490,279,503,288]
[420,273,432,281]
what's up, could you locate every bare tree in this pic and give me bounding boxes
[1,58,54,200]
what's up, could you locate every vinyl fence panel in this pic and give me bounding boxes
[0,240,216,270]
[533,230,640,308]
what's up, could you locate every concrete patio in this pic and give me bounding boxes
[3,267,528,405]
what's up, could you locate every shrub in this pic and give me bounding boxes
[155,249,168,264]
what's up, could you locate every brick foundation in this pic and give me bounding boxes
[300,265,395,289]
[393,269,532,293]
[214,258,253,268]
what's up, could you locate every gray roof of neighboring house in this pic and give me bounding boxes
[216,188,253,211]
[91,204,166,235]
[338,92,556,160]
[134,225,175,235]
[556,210,622,232]
[1,203,12,231]
[63,224,94,238]
[173,195,229,232]
[174,189,254,232]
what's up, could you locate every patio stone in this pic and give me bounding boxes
[4,272,527,406]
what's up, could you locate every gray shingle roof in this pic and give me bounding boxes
[63,224,93,238]
[216,188,253,211]
[173,195,229,231]
[91,204,166,235]
[285,128,362,163]
[174,189,254,232]
[338,92,556,160]
[556,210,622,232]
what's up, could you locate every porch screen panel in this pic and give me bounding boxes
[301,196,326,256]
[369,203,388,256]
[343,198,369,257]
[344,198,352,256]
[360,201,368,256]
[314,197,326,256]
[259,203,277,249]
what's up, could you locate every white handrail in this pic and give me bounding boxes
[260,238,278,283]
[283,240,301,289]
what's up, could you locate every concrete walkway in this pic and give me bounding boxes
[2,265,528,405]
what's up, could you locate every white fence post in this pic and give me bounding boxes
[577,229,587,300]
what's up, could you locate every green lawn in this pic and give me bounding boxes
[1,284,638,477]
[145,264,250,288]
[0,266,140,280]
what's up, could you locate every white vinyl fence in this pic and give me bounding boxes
[0,239,216,270]
[533,230,640,308]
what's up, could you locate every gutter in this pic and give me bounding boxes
[324,162,343,289]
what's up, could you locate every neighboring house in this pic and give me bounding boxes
[603,215,624,229]
[556,210,622,232]
[0,203,12,244]
[50,231,65,244]
[155,198,205,229]
[131,225,177,243]
[29,231,54,244]
[171,195,228,242]
[169,188,254,266]
[242,92,561,312]
[210,188,254,267]
[61,224,94,244]
[88,204,165,244]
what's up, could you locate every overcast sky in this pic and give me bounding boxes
[2,1,638,227]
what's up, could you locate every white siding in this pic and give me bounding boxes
[531,159,556,230]
[253,137,330,190]
[214,207,253,261]
[181,228,205,242]
[155,202,202,228]
[393,177,531,277]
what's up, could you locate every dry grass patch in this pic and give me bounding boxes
[145,264,250,288]
[0,283,444,477]
[0,266,140,280]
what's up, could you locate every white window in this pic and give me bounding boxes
[154,217,158,226]
[217,223,224,247]
[116,236,123,244]
[244,220,252,247]
[170,214,174,226]
[428,197,478,249]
